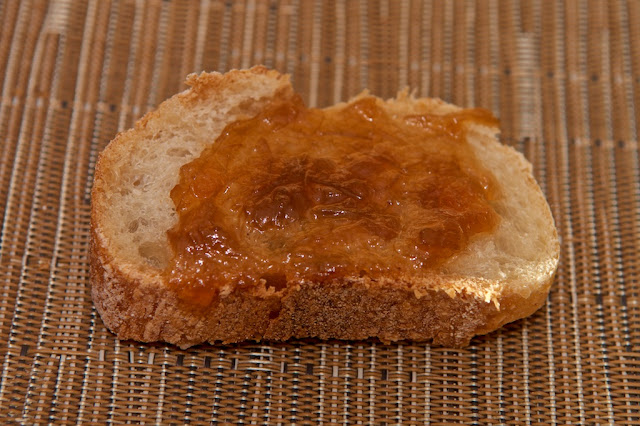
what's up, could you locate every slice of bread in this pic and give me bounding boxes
[90,66,559,348]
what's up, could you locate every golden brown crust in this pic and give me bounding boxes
[90,66,559,348]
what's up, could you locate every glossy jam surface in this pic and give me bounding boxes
[166,95,500,305]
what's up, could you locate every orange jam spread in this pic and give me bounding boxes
[166,94,500,306]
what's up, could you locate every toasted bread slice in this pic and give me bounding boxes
[90,66,559,348]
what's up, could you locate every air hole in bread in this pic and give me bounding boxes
[166,147,192,157]
[261,273,287,291]
[127,218,148,233]
[268,308,281,320]
[138,241,169,269]
[128,219,139,233]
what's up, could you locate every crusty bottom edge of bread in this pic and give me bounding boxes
[91,228,553,349]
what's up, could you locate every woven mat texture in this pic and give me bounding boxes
[1,0,639,424]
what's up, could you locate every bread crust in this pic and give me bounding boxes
[90,66,559,348]
[92,222,554,348]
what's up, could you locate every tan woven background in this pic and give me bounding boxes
[0,0,639,423]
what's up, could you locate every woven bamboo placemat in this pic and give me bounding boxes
[1,0,639,423]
